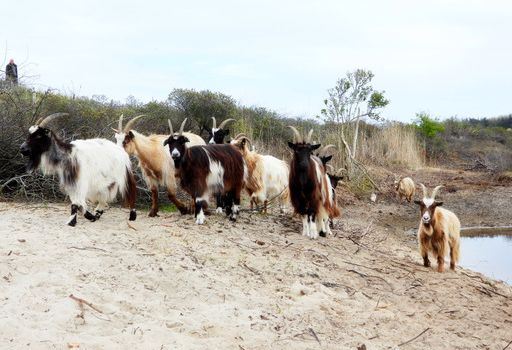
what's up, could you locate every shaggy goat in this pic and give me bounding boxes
[414,184,461,272]
[208,117,235,144]
[20,113,137,226]
[288,127,340,239]
[113,114,205,216]
[230,134,289,213]
[164,119,246,224]
[395,176,415,203]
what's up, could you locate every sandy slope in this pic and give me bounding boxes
[0,186,511,349]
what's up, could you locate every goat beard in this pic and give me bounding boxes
[24,154,41,173]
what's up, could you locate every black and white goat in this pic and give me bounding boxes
[208,117,235,144]
[288,127,340,239]
[20,113,137,226]
[164,119,246,224]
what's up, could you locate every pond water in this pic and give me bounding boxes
[459,231,512,285]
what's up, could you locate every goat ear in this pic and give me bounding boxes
[434,201,443,207]
[288,142,296,150]
[414,200,422,205]
[182,136,190,143]
[163,139,169,146]
[127,131,134,139]
[311,144,321,151]
[324,155,333,163]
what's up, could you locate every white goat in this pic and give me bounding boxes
[230,134,289,213]
[20,113,137,226]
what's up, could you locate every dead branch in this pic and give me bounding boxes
[69,294,104,314]
[397,327,431,347]
[503,339,512,350]
[308,327,321,345]
[68,246,109,253]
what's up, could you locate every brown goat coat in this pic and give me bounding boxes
[418,206,460,272]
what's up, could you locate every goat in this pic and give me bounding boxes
[20,113,137,226]
[164,119,246,224]
[208,117,235,144]
[113,114,205,216]
[395,176,415,203]
[230,134,289,213]
[414,184,460,272]
[288,127,340,239]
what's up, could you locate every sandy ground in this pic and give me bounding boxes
[1,169,511,350]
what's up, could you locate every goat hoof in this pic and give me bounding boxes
[129,210,137,221]
[319,231,326,238]
[84,211,96,222]
[148,210,158,217]
[229,216,237,222]
[67,215,77,227]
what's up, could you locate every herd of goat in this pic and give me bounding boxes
[19,113,461,272]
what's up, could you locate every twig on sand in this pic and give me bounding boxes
[503,339,512,350]
[308,327,321,345]
[240,262,261,275]
[69,294,104,314]
[397,327,431,347]
[68,246,109,253]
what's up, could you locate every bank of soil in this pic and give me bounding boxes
[0,168,511,349]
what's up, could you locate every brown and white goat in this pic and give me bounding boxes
[113,114,205,216]
[414,184,461,272]
[20,113,137,226]
[230,134,289,213]
[288,127,340,239]
[395,176,415,203]
[164,119,246,224]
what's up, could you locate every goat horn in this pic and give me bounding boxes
[179,118,187,136]
[218,118,235,129]
[118,114,124,132]
[306,129,314,143]
[326,164,334,173]
[211,117,217,129]
[431,185,444,199]
[38,112,69,128]
[288,126,302,143]
[233,133,248,140]
[168,119,174,135]
[319,144,337,155]
[419,183,428,198]
[123,114,145,132]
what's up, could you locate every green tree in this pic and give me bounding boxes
[414,112,445,138]
[168,89,237,136]
[319,69,389,179]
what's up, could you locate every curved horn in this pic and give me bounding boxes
[431,185,444,199]
[319,144,337,155]
[118,114,124,132]
[218,118,235,129]
[123,114,145,132]
[38,112,69,128]
[233,133,248,140]
[168,119,174,135]
[178,118,187,136]
[211,117,217,129]
[419,183,428,198]
[288,126,302,143]
[306,129,314,143]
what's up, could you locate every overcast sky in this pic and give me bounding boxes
[2,0,511,122]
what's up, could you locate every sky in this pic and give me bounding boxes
[2,0,511,122]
